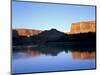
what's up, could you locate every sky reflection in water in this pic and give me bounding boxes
[12,45,96,74]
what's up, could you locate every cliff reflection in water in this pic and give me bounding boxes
[13,45,96,60]
[72,51,95,60]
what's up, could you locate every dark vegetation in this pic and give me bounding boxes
[13,29,96,46]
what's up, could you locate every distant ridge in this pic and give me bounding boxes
[13,29,43,37]
[13,21,96,37]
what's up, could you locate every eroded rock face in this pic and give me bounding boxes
[70,21,96,34]
[13,29,43,37]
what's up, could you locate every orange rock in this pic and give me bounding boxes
[14,29,43,37]
[70,21,96,34]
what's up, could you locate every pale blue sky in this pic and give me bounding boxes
[12,1,96,32]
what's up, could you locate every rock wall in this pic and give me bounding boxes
[14,29,43,37]
[70,21,96,34]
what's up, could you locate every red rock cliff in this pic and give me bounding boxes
[14,29,43,37]
[70,21,96,34]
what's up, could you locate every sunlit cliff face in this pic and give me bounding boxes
[72,51,96,60]
[14,29,43,37]
[70,21,96,34]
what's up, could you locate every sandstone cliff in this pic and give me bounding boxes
[70,21,96,34]
[13,29,43,37]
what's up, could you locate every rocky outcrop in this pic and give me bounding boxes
[33,29,68,43]
[70,21,96,34]
[13,29,43,37]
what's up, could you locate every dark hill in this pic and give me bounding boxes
[33,29,68,43]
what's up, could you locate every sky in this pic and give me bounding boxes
[12,1,96,32]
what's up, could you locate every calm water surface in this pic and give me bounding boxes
[12,45,96,74]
